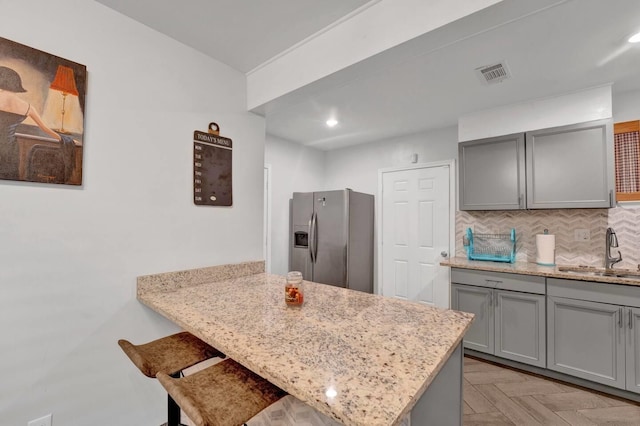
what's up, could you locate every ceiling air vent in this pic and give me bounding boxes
[475,61,511,85]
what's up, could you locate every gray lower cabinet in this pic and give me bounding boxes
[548,278,640,393]
[495,290,546,367]
[451,283,493,353]
[451,270,546,368]
[449,272,640,396]
[547,296,626,389]
[627,307,640,393]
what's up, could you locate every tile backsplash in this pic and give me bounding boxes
[456,205,640,269]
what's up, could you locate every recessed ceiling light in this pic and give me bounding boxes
[629,32,640,43]
[326,119,338,127]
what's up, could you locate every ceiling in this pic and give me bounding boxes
[94,0,374,73]
[96,0,640,150]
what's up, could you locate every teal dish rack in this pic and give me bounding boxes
[464,228,516,263]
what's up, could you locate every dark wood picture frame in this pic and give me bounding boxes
[0,36,86,185]
[614,120,640,202]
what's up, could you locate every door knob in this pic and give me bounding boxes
[441,251,448,258]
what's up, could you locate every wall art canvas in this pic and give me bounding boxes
[0,36,86,185]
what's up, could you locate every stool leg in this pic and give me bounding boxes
[168,372,182,426]
[168,394,181,426]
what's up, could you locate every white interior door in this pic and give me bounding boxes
[381,164,451,308]
[263,165,271,273]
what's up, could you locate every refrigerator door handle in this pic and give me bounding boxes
[308,213,314,263]
[343,245,348,287]
[313,212,319,263]
[309,212,318,263]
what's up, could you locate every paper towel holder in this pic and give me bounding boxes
[536,229,556,266]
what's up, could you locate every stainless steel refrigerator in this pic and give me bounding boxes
[290,189,374,293]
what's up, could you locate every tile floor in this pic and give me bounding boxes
[174,355,640,425]
[463,356,640,425]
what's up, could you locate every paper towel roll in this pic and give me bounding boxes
[536,234,556,266]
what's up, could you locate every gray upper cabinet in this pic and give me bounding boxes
[458,133,525,210]
[459,119,614,210]
[526,119,614,209]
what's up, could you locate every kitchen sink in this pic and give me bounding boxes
[557,265,640,279]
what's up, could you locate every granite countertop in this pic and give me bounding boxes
[137,263,473,426]
[441,257,640,286]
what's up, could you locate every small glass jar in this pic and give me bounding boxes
[285,271,304,306]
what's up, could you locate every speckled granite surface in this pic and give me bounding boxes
[137,260,264,295]
[442,257,640,286]
[138,270,473,426]
[246,394,409,426]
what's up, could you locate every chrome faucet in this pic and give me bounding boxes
[605,227,622,269]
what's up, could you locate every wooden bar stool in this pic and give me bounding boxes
[118,332,224,426]
[157,358,287,426]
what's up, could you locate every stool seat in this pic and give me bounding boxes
[118,331,224,378]
[157,358,286,426]
[118,332,225,426]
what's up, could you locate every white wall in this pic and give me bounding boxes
[247,0,502,109]
[0,1,265,425]
[265,88,640,281]
[324,126,458,194]
[458,85,613,141]
[264,135,325,275]
[301,127,457,291]
[265,127,457,290]
[613,88,640,123]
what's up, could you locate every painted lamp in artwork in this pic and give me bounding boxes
[49,65,79,134]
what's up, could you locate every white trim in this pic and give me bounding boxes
[377,159,456,304]
[247,0,383,76]
[264,164,273,273]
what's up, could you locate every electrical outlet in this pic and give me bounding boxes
[574,229,591,241]
[28,414,51,426]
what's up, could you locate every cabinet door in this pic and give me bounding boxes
[495,290,546,368]
[626,307,640,393]
[458,133,525,210]
[451,284,494,354]
[526,119,614,209]
[547,296,625,389]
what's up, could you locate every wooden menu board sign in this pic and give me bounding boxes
[193,123,232,206]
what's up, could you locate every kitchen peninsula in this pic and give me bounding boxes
[137,261,474,426]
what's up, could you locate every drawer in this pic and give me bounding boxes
[548,278,640,307]
[451,268,545,295]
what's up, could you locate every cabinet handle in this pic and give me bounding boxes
[519,195,524,209]
[619,307,623,328]
[610,189,614,207]
[630,309,634,330]
[495,292,499,307]
[488,291,493,307]
[485,279,503,285]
